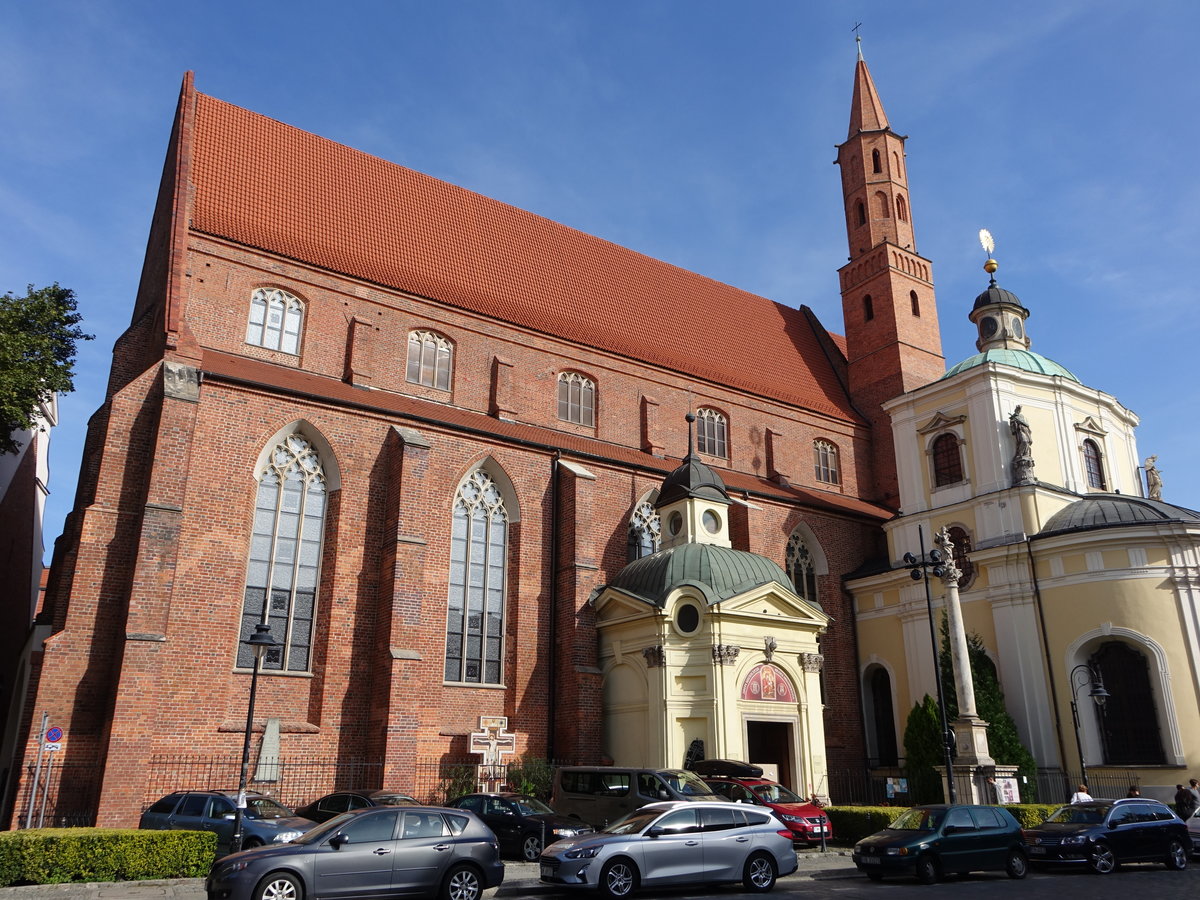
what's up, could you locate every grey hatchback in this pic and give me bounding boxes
[140,790,314,856]
[204,805,504,900]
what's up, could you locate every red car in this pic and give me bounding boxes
[701,775,832,845]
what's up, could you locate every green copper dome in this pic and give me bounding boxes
[941,348,1079,382]
[605,542,792,608]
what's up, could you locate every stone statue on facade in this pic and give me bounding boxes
[1145,455,1164,501]
[1008,406,1036,485]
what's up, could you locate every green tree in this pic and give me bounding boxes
[902,695,946,804]
[0,284,91,454]
[939,618,1039,801]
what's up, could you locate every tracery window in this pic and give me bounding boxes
[246,288,303,355]
[696,408,727,458]
[239,433,326,672]
[813,440,840,485]
[628,500,661,561]
[445,469,508,684]
[932,433,964,487]
[406,330,453,391]
[1083,439,1107,490]
[557,372,595,426]
[786,530,819,607]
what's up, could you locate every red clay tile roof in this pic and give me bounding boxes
[189,92,859,422]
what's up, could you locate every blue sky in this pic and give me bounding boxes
[4,0,1198,559]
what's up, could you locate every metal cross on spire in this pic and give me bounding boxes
[852,22,864,60]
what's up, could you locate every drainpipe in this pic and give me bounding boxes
[547,453,561,762]
[1026,537,1069,775]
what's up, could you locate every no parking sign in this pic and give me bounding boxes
[44,725,63,751]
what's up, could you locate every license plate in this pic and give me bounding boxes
[541,865,554,878]
[859,856,881,865]
[1029,846,1046,855]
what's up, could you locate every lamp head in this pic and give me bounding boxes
[245,622,278,661]
[903,552,917,566]
[1089,682,1110,707]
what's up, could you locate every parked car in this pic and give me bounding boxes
[205,805,504,900]
[139,789,315,856]
[852,804,1027,883]
[1187,805,1200,855]
[539,799,797,897]
[296,789,419,823]
[699,776,831,845]
[552,766,719,828]
[446,792,594,860]
[1023,798,1189,873]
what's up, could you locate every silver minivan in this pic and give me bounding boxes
[552,766,719,828]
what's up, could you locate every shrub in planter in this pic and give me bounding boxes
[0,828,214,886]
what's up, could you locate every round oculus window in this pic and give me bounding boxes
[1011,318,1024,339]
[668,512,683,536]
[702,510,721,533]
[676,604,701,634]
[980,316,998,339]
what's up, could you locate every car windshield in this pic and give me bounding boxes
[603,809,662,835]
[373,794,417,807]
[292,812,357,844]
[1045,805,1105,825]
[661,770,714,796]
[512,796,554,815]
[889,808,944,831]
[245,797,294,819]
[750,783,804,804]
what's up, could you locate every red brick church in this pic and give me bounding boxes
[5,53,944,827]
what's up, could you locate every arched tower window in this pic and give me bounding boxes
[813,440,840,485]
[628,499,661,561]
[856,201,866,227]
[876,191,890,218]
[896,194,908,222]
[1091,641,1165,764]
[871,149,882,173]
[865,666,899,766]
[932,433,963,487]
[557,372,596,426]
[246,288,304,355]
[786,530,819,607]
[696,408,728,459]
[406,330,453,391]
[910,290,920,317]
[1083,439,1107,490]
[239,432,327,672]
[863,294,874,322]
[445,468,509,684]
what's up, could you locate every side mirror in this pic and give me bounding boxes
[943,825,970,836]
[658,790,671,801]
[329,833,349,849]
[222,812,237,820]
[646,826,663,838]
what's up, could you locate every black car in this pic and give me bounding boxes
[296,790,419,823]
[853,804,1027,883]
[140,789,315,856]
[1023,798,1189,873]
[447,792,594,861]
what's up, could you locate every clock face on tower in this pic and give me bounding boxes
[980,316,998,339]
[1012,318,1024,340]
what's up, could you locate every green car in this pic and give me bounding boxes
[853,804,1028,884]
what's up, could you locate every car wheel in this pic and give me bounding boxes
[915,854,940,884]
[254,872,302,900]
[1005,849,1028,879]
[522,832,543,861]
[743,852,777,892]
[1088,841,1117,874]
[442,864,483,900]
[1165,837,1188,870]
[243,837,264,849]
[599,858,639,899]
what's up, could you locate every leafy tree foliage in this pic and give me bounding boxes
[902,695,946,804]
[0,284,91,454]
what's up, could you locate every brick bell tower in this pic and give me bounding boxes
[836,44,945,509]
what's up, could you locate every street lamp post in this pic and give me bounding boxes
[231,622,279,854]
[903,525,957,803]
[1069,663,1109,791]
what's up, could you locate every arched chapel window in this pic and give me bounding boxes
[813,440,840,485]
[896,194,908,222]
[871,149,882,173]
[932,433,964,487]
[1091,641,1165,765]
[1083,439,1107,490]
[557,372,595,427]
[786,530,819,608]
[246,288,303,355]
[628,500,661,561]
[696,408,728,459]
[445,468,508,684]
[910,290,920,317]
[406,330,453,391]
[239,433,327,672]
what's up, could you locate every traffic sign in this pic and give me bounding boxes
[44,743,61,752]
[45,726,62,743]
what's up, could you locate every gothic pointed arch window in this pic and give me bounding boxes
[246,288,304,355]
[910,290,920,317]
[1091,641,1165,765]
[896,194,908,223]
[628,499,661,561]
[696,408,728,459]
[406,330,453,391]
[813,440,840,485]
[445,468,509,684]
[785,530,819,608]
[557,372,595,427]
[1082,439,1107,490]
[932,432,964,487]
[239,432,327,671]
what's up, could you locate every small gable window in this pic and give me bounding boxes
[406,330,453,391]
[1083,439,1107,490]
[557,372,595,427]
[696,408,728,459]
[932,433,964,487]
[246,288,303,355]
[813,440,840,485]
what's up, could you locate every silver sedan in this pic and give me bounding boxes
[538,799,797,897]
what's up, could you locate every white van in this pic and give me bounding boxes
[551,766,719,828]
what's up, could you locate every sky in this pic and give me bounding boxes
[4,0,1199,562]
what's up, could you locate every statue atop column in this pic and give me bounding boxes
[1009,406,1036,485]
